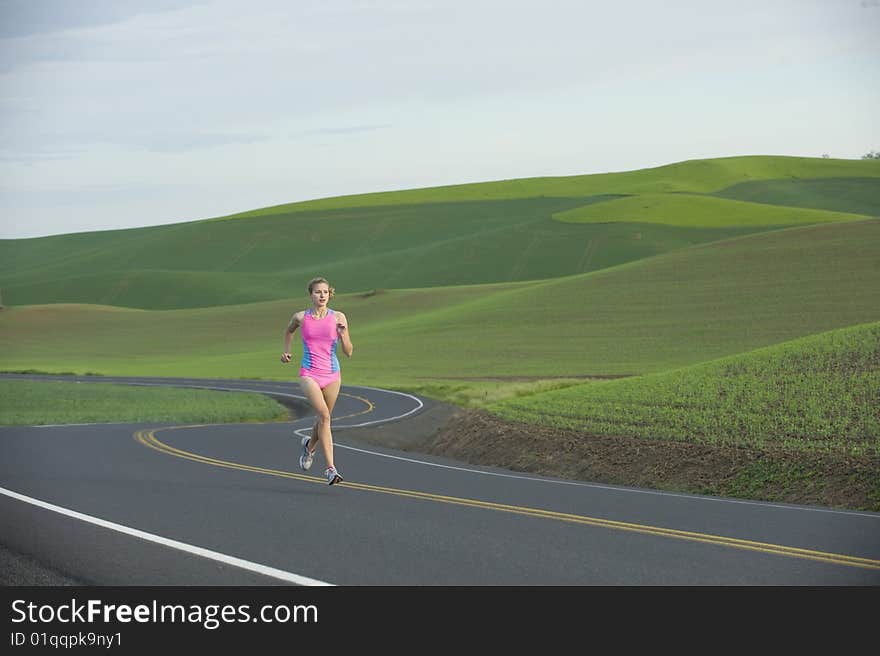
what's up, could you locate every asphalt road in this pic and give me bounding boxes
[1,374,879,585]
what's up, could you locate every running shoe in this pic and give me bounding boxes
[299,436,314,471]
[325,466,343,485]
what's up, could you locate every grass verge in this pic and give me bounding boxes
[488,321,880,457]
[0,380,290,426]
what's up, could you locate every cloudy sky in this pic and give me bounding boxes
[1,0,878,239]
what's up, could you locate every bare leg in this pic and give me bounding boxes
[299,377,341,470]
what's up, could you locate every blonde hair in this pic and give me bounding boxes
[307,277,335,299]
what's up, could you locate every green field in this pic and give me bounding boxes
[1,154,878,508]
[713,177,880,216]
[2,156,877,311]
[553,192,868,227]
[3,217,877,385]
[0,197,775,310]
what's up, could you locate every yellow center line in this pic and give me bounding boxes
[134,426,880,572]
[337,391,374,420]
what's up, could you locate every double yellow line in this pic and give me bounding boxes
[134,425,880,572]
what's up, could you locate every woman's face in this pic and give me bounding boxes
[310,283,330,307]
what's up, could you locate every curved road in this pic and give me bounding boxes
[1,374,878,585]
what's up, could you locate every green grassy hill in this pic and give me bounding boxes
[3,218,878,388]
[554,192,868,227]
[2,156,877,310]
[490,321,880,457]
[216,155,880,216]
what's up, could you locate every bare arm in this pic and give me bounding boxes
[281,311,304,362]
[335,311,353,357]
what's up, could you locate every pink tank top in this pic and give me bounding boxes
[300,309,340,375]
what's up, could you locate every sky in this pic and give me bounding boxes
[1,0,878,239]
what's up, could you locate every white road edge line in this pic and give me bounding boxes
[331,442,880,520]
[0,486,333,587]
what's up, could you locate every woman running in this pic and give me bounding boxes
[281,277,353,485]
